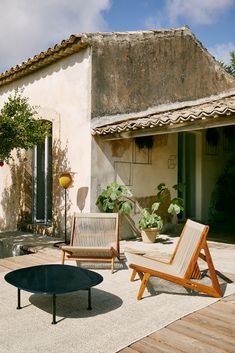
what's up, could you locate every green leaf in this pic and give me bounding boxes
[119,201,132,215]
[151,202,160,212]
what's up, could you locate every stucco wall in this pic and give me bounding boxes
[0,48,92,232]
[91,134,177,238]
[91,31,235,118]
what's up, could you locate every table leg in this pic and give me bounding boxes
[17,288,21,310]
[87,288,92,310]
[52,294,56,325]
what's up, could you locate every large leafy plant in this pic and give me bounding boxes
[0,90,51,162]
[96,181,185,234]
[96,181,133,214]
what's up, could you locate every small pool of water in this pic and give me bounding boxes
[0,238,31,258]
[0,232,40,259]
[0,231,59,259]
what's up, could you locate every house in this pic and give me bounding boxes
[0,26,235,237]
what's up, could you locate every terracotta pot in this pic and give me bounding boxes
[141,228,160,243]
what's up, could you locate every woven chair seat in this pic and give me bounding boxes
[61,245,115,258]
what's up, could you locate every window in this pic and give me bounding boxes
[32,133,52,224]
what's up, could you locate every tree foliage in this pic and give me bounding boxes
[0,90,51,162]
[221,51,235,78]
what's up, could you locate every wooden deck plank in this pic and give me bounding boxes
[0,248,60,272]
[211,300,235,313]
[223,294,235,304]
[30,251,60,261]
[184,312,234,336]
[181,315,235,344]
[1,254,46,265]
[0,258,23,271]
[139,335,184,353]
[0,257,50,270]
[201,305,235,324]
[150,327,226,353]
[167,319,234,352]
[0,265,10,272]
[130,337,174,353]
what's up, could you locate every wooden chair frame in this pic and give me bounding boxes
[61,213,120,273]
[127,221,222,300]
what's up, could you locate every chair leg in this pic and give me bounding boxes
[137,273,151,300]
[204,243,222,297]
[111,257,115,274]
[130,269,137,281]
[61,250,65,264]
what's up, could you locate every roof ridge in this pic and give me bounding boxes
[0,26,192,86]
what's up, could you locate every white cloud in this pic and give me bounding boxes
[0,0,111,72]
[166,0,233,25]
[144,0,233,31]
[209,42,235,64]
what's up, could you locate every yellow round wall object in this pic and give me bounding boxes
[59,172,73,189]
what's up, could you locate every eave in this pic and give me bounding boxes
[91,93,235,140]
[0,35,88,87]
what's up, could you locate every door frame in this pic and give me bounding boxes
[178,131,202,220]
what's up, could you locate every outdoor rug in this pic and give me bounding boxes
[0,267,234,353]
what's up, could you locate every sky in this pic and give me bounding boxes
[0,0,235,73]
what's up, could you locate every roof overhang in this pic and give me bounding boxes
[91,91,235,140]
[0,35,88,87]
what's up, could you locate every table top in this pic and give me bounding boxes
[4,264,103,295]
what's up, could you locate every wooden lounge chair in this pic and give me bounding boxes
[125,219,222,299]
[61,213,120,273]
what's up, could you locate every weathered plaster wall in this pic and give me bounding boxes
[91,134,177,238]
[0,48,92,232]
[91,31,235,118]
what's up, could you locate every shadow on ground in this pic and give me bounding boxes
[29,288,123,320]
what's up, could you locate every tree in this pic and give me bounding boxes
[0,90,51,163]
[221,51,235,78]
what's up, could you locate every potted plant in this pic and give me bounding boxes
[96,181,185,240]
[138,203,163,243]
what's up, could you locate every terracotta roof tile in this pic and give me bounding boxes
[0,27,193,87]
[91,93,235,136]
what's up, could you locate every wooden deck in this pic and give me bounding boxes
[0,248,234,353]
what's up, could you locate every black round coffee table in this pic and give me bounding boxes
[4,264,103,324]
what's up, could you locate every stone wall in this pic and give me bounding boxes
[91,29,235,118]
